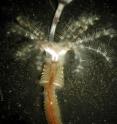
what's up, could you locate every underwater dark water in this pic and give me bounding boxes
[0,0,117,124]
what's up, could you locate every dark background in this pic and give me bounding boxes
[0,0,117,124]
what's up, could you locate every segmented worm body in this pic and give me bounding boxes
[42,62,63,124]
[40,42,69,124]
[8,4,116,123]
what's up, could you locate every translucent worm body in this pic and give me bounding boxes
[42,62,63,124]
[40,42,69,124]
[8,7,116,123]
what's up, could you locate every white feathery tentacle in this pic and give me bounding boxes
[49,0,73,41]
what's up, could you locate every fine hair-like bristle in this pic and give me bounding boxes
[57,14,116,74]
